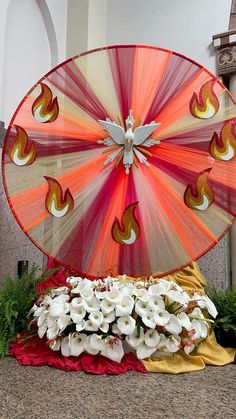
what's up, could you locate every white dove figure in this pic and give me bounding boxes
[98,110,160,174]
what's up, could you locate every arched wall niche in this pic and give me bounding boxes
[1,0,58,125]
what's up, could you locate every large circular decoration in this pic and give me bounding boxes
[2,45,236,278]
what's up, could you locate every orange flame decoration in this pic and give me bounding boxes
[44,176,74,218]
[9,125,36,166]
[112,202,140,245]
[210,121,236,161]
[32,82,59,123]
[184,168,214,211]
[189,80,219,119]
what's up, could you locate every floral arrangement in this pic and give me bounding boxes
[30,276,218,363]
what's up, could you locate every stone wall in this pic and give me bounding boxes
[0,138,44,280]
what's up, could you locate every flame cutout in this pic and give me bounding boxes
[190,80,219,119]
[9,125,36,166]
[184,168,214,211]
[32,82,59,123]
[44,176,74,218]
[210,121,236,161]
[112,202,140,245]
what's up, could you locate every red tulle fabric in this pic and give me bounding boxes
[36,257,68,291]
[10,337,146,375]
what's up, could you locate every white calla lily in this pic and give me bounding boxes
[135,300,149,317]
[95,288,107,299]
[200,321,209,339]
[148,295,165,311]
[49,295,70,317]
[89,334,105,353]
[70,305,86,323]
[148,282,170,296]
[86,337,100,355]
[177,312,192,330]
[101,337,124,363]
[191,319,208,340]
[184,344,195,354]
[142,310,156,329]
[133,288,149,301]
[76,319,86,332]
[189,307,204,319]
[122,283,136,296]
[126,326,144,348]
[49,338,61,351]
[111,323,120,334]
[58,315,72,332]
[193,294,218,318]
[66,276,80,287]
[70,285,81,294]
[47,315,57,328]
[50,286,69,297]
[191,320,202,340]
[89,311,104,328]
[106,288,122,304]
[69,333,88,356]
[165,314,182,335]
[136,342,156,359]
[47,324,59,340]
[80,286,94,301]
[100,299,116,314]
[115,295,134,316]
[82,296,100,313]
[154,309,170,326]
[165,335,180,352]
[103,310,115,323]
[70,297,83,308]
[100,322,109,333]
[61,336,71,357]
[41,295,53,305]
[156,333,167,349]
[85,319,99,332]
[168,289,190,305]
[117,315,136,335]
[38,322,47,338]
[30,304,44,317]
[37,312,47,327]
[144,329,160,347]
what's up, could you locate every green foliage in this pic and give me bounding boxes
[206,286,236,346]
[0,265,58,358]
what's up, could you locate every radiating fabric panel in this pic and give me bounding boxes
[2,45,236,278]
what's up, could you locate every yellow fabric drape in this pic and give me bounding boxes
[122,262,236,373]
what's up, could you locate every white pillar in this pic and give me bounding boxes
[87,0,107,50]
[229,74,236,290]
[66,0,108,58]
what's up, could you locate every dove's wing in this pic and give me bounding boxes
[134,123,160,145]
[98,120,125,145]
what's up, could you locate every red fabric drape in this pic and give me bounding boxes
[10,337,147,375]
[36,257,68,291]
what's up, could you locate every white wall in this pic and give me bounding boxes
[46,0,67,63]
[0,0,67,126]
[106,0,231,73]
[1,0,231,127]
